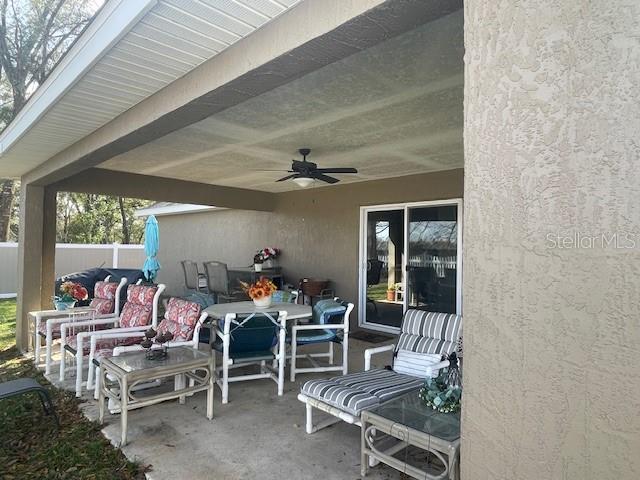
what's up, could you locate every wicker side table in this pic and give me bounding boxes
[361,391,460,479]
[99,346,214,446]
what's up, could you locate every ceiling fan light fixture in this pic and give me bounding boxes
[292,176,314,188]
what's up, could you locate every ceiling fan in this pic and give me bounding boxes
[276,148,358,188]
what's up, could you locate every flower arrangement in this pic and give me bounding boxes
[254,247,280,264]
[240,276,278,300]
[139,327,174,360]
[55,281,88,304]
[418,371,462,413]
[418,353,462,413]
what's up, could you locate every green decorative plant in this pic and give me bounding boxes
[418,354,462,413]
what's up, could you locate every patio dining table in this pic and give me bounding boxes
[204,301,312,321]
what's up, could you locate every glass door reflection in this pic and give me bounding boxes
[406,205,458,314]
[364,209,405,329]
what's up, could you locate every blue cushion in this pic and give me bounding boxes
[212,340,275,362]
[271,290,295,303]
[293,299,346,344]
[287,329,342,345]
[313,299,346,325]
[214,312,280,353]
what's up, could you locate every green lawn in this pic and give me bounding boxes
[367,283,392,301]
[0,298,17,351]
[0,299,147,479]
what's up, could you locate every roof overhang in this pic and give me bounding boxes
[0,0,157,172]
[0,0,303,179]
[2,0,463,198]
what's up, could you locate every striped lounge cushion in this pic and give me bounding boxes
[301,369,424,416]
[396,310,462,356]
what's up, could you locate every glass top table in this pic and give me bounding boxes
[107,346,210,374]
[99,346,214,446]
[371,391,460,441]
[361,390,461,479]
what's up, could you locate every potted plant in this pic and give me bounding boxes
[386,285,396,301]
[259,247,280,268]
[240,277,278,308]
[254,247,280,270]
[53,281,88,310]
[254,252,264,272]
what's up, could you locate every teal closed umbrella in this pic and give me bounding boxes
[142,215,161,282]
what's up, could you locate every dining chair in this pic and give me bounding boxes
[289,298,354,381]
[181,260,206,292]
[203,261,245,303]
[212,311,288,404]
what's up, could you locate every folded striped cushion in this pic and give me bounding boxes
[392,350,442,378]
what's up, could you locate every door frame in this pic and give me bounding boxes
[358,198,463,334]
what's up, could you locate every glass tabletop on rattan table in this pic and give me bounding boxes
[371,391,460,441]
[106,347,210,374]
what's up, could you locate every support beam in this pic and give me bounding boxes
[23,0,461,186]
[52,169,275,211]
[41,188,57,308]
[15,184,56,351]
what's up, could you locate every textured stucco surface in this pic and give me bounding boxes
[22,0,461,186]
[462,1,640,479]
[155,169,463,328]
[100,11,464,192]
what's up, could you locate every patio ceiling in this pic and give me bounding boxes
[0,0,301,178]
[98,11,464,193]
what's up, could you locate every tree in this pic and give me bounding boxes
[56,192,152,244]
[0,0,98,241]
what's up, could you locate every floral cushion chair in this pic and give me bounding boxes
[93,297,208,399]
[33,276,127,375]
[59,283,165,396]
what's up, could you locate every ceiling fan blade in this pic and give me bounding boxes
[315,167,358,174]
[276,174,299,182]
[312,173,340,184]
[254,169,293,172]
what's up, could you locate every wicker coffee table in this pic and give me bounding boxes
[98,346,214,445]
[361,391,460,479]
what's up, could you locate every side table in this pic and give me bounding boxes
[361,391,460,479]
[99,346,214,445]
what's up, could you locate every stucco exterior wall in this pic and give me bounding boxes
[462,1,640,479]
[155,169,463,327]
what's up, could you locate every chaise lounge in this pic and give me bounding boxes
[298,309,462,434]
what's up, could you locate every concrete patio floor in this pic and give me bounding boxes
[46,337,419,480]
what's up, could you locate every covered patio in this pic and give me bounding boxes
[60,337,401,479]
[1,0,638,479]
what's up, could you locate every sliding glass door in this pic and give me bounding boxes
[360,208,406,329]
[359,200,462,332]
[406,204,459,314]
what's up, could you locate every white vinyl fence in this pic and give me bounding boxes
[377,254,457,276]
[0,242,145,297]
